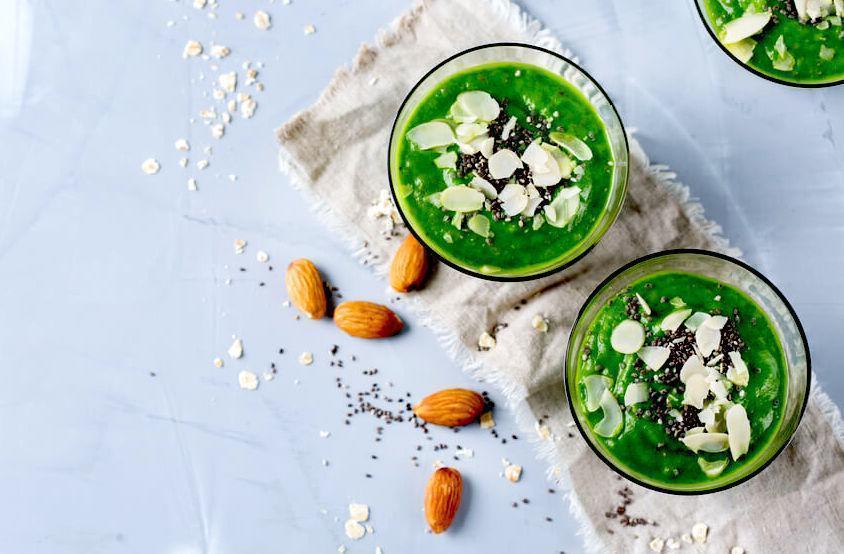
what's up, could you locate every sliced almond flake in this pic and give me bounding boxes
[240,96,257,119]
[594,389,622,437]
[660,308,692,332]
[348,503,369,522]
[498,183,528,216]
[238,370,258,390]
[501,116,517,140]
[695,323,720,358]
[344,519,365,540]
[441,185,485,212]
[253,10,272,30]
[704,315,728,330]
[456,90,500,122]
[480,411,495,429]
[624,382,649,406]
[211,123,225,139]
[227,338,244,359]
[721,10,771,44]
[141,158,160,175]
[726,351,749,387]
[610,319,645,354]
[175,138,190,151]
[681,431,729,453]
[710,379,729,400]
[298,351,313,365]
[649,537,665,553]
[469,176,497,199]
[456,447,474,458]
[545,186,580,227]
[487,149,522,179]
[726,404,751,460]
[196,159,209,170]
[187,178,198,191]
[684,312,710,331]
[583,375,612,412]
[179,158,188,168]
[638,346,670,371]
[665,538,680,551]
[504,464,522,482]
[679,355,707,384]
[521,140,551,172]
[407,121,455,150]
[479,136,494,158]
[683,373,709,409]
[635,293,652,315]
[455,122,488,143]
[691,523,708,544]
[182,40,203,58]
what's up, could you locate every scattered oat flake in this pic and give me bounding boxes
[227,338,243,359]
[211,123,224,139]
[337,546,345,554]
[480,411,495,429]
[649,537,664,553]
[210,44,230,58]
[187,178,198,191]
[319,430,330,438]
[213,357,223,368]
[175,138,190,151]
[234,239,247,254]
[196,159,209,170]
[456,447,474,458]
[531,314,549,333]
[344,519,365,540]
[730,548,745,554]
[179,158,188,168]
[680,534,692,544]
[536,421,551,440]
[256,250,269,263]
[304,24,316,35]
[375,548,382,554]
[218,72,237,93]
[192,0,206,8]
[299,351,313,365]
[262,371,274,381]
[478,332,496,350]
[348,503,369,522]
[665,538,680,550]
[182,40,203,58]
[254,10,271,30]
[238,370,258,390]
[240,96,257,119]
[365,524,374,535]
[504,464,523,482]
[141,158,160,175]
[691,523,708,544]
[235,12,245,20]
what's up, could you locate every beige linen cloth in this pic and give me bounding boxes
[277,0,844,551]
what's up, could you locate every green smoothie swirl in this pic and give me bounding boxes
[574,271,787,487]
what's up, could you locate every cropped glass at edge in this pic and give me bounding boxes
[565,252,810,493]
[388,44,629,280]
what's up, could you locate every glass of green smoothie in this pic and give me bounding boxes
[388,44,629,280]
[566,250,810,494]
[694,0,844,86]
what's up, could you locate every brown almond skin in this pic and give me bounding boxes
[413,388,485,427]
[333,301,403,339]
[389,234,430,292]
[425,467,463,534]
[285,259,327,319]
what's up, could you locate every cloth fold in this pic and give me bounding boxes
[277,1,844,551]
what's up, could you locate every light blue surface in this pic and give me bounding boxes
[0,1,842,553]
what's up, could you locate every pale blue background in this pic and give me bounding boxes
[0,1,842,553]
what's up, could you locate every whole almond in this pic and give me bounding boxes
[285,259,327,319]
[425,467,462,534]
[333,301,403,339]
[413,388,485,427]
[389,234,429,292]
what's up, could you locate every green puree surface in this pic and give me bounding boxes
[393,63,613,276]
[575,271,787,487]
[703,0,844,83]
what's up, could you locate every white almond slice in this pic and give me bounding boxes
[807,0,822,19]
[707,353,724,367]
[457,91,500,122]
[488,149,523,179]
[543,205,556,224]
[525,183,540,198]
[726,38,757,64]
[684,312,710,331]
[726,404,751,460]
[681,432,730,453]
[636,293,652,315]
[704,315,728,330]
[583,374,612,412]
[698,407,716,428]
[449,98,477,123]
[680,355,708,384]
[521,140,551,172]
[467,214,490,238]
[726,351,750,387]
[686,426,705,436]
[545,187,580,228]
[479,137,495,158]
[501,116,517,140]
[661,308,693,332]
[594,389,622,438]
[695,324,721,358]
[522,195,543,217]
[710,379,729,400]
[498,183,528,216]
[836,0,844,17]
[610,319,645,354]
[469,176,498,199]
[624,382,649,406]
[721,10,772,45]
[698,457,728,477]
[455,122,488,143]
[683,373,710,409]
[542,144,575,180]
[795,0,809,21]
[549,131,593,161]
[434,151,457,170]
[638,346,671,371]
[407,121,454,150]
[440,185,485,212]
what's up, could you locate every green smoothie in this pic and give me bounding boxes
[573,271,787,488]
[392,62,615,277]
[702,0,844,84]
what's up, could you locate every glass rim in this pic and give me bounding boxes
[564,248,812,495]
[387,42,630,282]
[692,0,844,88]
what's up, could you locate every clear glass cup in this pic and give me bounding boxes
[693,0,844,88]
[565,249,811,494]
[387,43,629,281]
